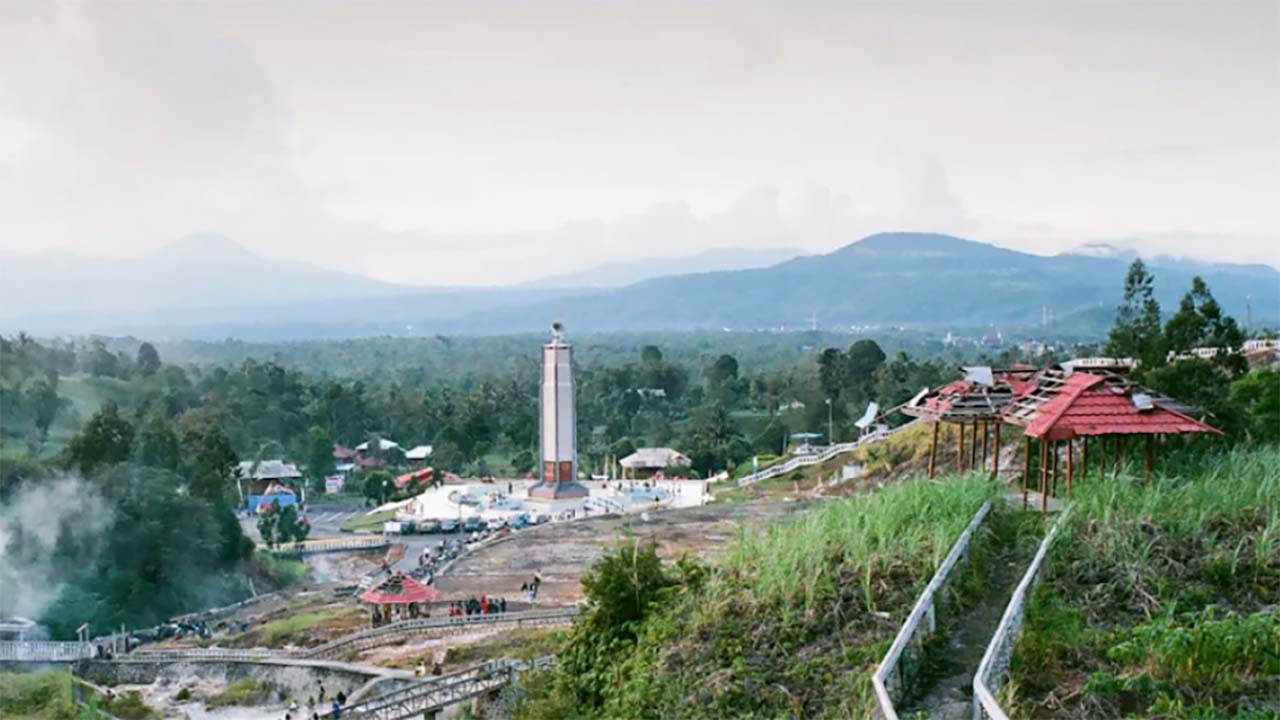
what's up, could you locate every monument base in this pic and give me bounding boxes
[525,481,589,501]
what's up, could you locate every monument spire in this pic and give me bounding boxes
[528,321,588,501]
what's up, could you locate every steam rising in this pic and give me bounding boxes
[0,476,112,621]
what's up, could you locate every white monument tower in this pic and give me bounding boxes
[528,322,588,500]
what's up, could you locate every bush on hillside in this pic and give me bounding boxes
[514,476,994,719]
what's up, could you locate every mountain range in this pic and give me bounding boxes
[1,233,1274,339]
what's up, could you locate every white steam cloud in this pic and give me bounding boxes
[0,476,113,621]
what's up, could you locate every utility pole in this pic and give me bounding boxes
[825,398,834,445]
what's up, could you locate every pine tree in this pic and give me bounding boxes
[1106,259,1164,372]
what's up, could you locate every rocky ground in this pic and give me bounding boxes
[433,497,811,605]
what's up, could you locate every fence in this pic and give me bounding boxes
[260,535,389,555]
[0,640,95,662]
[871,501,992,719]
[327,655,556,719]
[121,647,281,663]
[737,422,915,488]
[303,607,580,659]
[973,509,1072,720]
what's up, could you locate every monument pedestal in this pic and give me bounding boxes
[526,480,589,501]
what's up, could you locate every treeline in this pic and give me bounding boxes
[2,335,961,482]
[1105,261,1277,442]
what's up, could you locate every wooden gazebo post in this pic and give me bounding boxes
[990,423,1001,480]
[957,422,965,473]
[1022,436,1031,509]
[981,420,989,471]
[1039,439,1050,513]
[1050,441,1059,497]
[1081,436,1088,484]
[927,422,939,479]
[1100,435,1108,482]
[1065,437,1073,498]
[970,421,979,469]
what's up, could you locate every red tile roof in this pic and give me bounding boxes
[360,572,437,605]
[394,468,434,490]
[1024,373,1220,440]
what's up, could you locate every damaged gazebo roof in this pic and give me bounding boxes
[900,366,1037,422]
[1003,365,1220,441]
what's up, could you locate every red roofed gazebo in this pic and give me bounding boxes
[1004,366,1220,511]
[901,367,1036,479]
[360,571,438,626]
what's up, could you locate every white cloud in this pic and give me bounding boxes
[0,0,1275,285]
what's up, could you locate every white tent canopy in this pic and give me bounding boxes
[619,448,691,469]
[405,445,433,461]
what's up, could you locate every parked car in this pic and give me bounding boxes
[509,514,530,529]
[417,519,442,533]
[463,516,484,532]
[440,518,460,533]
[533,514,551,525]
[486,517,507,531]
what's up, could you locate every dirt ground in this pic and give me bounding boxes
[433,498,812,605]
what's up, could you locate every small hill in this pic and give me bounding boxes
[0,233,410,318]
[449,232,1278,334]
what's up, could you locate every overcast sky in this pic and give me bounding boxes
[1,1,1276,285]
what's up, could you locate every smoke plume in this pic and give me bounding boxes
[0,476,113,621]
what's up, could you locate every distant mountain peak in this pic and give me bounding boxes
[1062,242,1138,260]
[837,232,1002,256]
[155,233,257,260]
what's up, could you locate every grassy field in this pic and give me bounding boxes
[1009,445,1279,719]
[206,678,272,708]
[0,672,78,720]
[515,473,998,719]
[340,508,396,532]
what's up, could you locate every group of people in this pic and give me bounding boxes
[447,595,507,617]
[280,686,346,720]
[521,573,543,602]
[414,659,444,677]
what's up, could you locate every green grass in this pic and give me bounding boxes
[1010,445,1280,719]
[250,553,309,588]
[340,508,396,532]
[103,690,158,719]
[0,672,78,720]
[253,608,357,646]
[445,628,566,666]
[206,678,272,708]
[516,472,998,719]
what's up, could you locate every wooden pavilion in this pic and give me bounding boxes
[360,571,438,627]
[901,367,1035,479]
[1003,366,1221,511]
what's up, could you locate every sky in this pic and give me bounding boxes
[1,0,1276,285]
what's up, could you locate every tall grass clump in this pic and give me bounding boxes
[514,472,998,720]
[0,671,78,719]
[717,473,994,618]
[1011,444,1279,719]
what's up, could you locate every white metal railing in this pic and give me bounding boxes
[739,422,915,487]
[973,509,1072,720]
[122,647,282,662]
[328,654,557,719]
[872,501,993,719]
[0,640,95,662]
[260,535,389,555]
